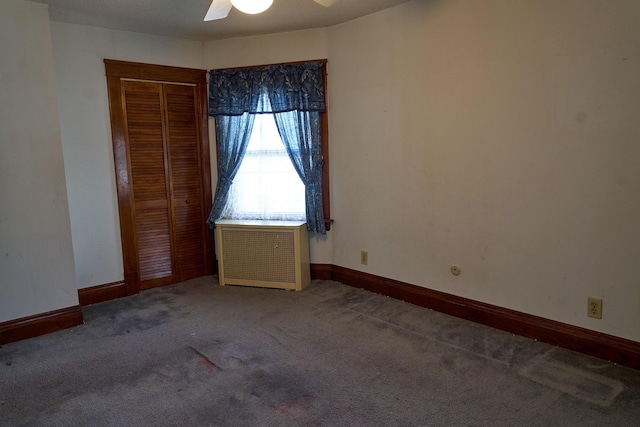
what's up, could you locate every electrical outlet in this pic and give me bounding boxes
[587,297,602,319]
[360,250,368,265]
[450,265,461,276]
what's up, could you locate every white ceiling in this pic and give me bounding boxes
[30,0,413,42]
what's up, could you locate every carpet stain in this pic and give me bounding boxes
[110,309,173,336]
[275,394,313,415]
[520,358,624,407]
[190,346,222,374]
[441,354,481,375]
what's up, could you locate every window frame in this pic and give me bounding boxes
[213,59,331,231]
[224,111,307,220]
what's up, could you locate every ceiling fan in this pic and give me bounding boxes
[205,0,339,21]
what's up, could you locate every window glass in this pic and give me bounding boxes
[222,113,306,221]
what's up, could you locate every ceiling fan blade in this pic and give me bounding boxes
[313,0,339,7]
[204,0,233,21]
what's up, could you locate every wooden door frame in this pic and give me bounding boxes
[105,59,213,296]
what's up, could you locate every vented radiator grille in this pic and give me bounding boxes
[215,220,311,291]
[220,228,295,283]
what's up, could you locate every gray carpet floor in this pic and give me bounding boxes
[1,276,639,426]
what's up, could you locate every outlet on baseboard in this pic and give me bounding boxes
[587,297,602,319]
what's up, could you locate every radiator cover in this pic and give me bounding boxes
[215,220,311,291]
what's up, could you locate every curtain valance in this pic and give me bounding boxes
[208,61,326,116]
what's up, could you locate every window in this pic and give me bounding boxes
[207,60,330,234]
[222,113,306,221]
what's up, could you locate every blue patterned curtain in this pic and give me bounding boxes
[208,62,325,115]
[206,113,255,228]
[208,61,327,234]
[272,110,325,234]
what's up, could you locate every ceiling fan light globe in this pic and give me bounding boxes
[230,0,273,14]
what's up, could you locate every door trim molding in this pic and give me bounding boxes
[105,60,212,296]
[104,60,206,83]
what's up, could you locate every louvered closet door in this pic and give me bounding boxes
[123,81,175,289]
[164,84,207,283]
[106,60,212,295]
[122,81,209,289]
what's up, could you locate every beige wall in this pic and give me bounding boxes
[49,22,204,288]
[0,0,78,321]
[204,28,328,69]
[326,0,640,341]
